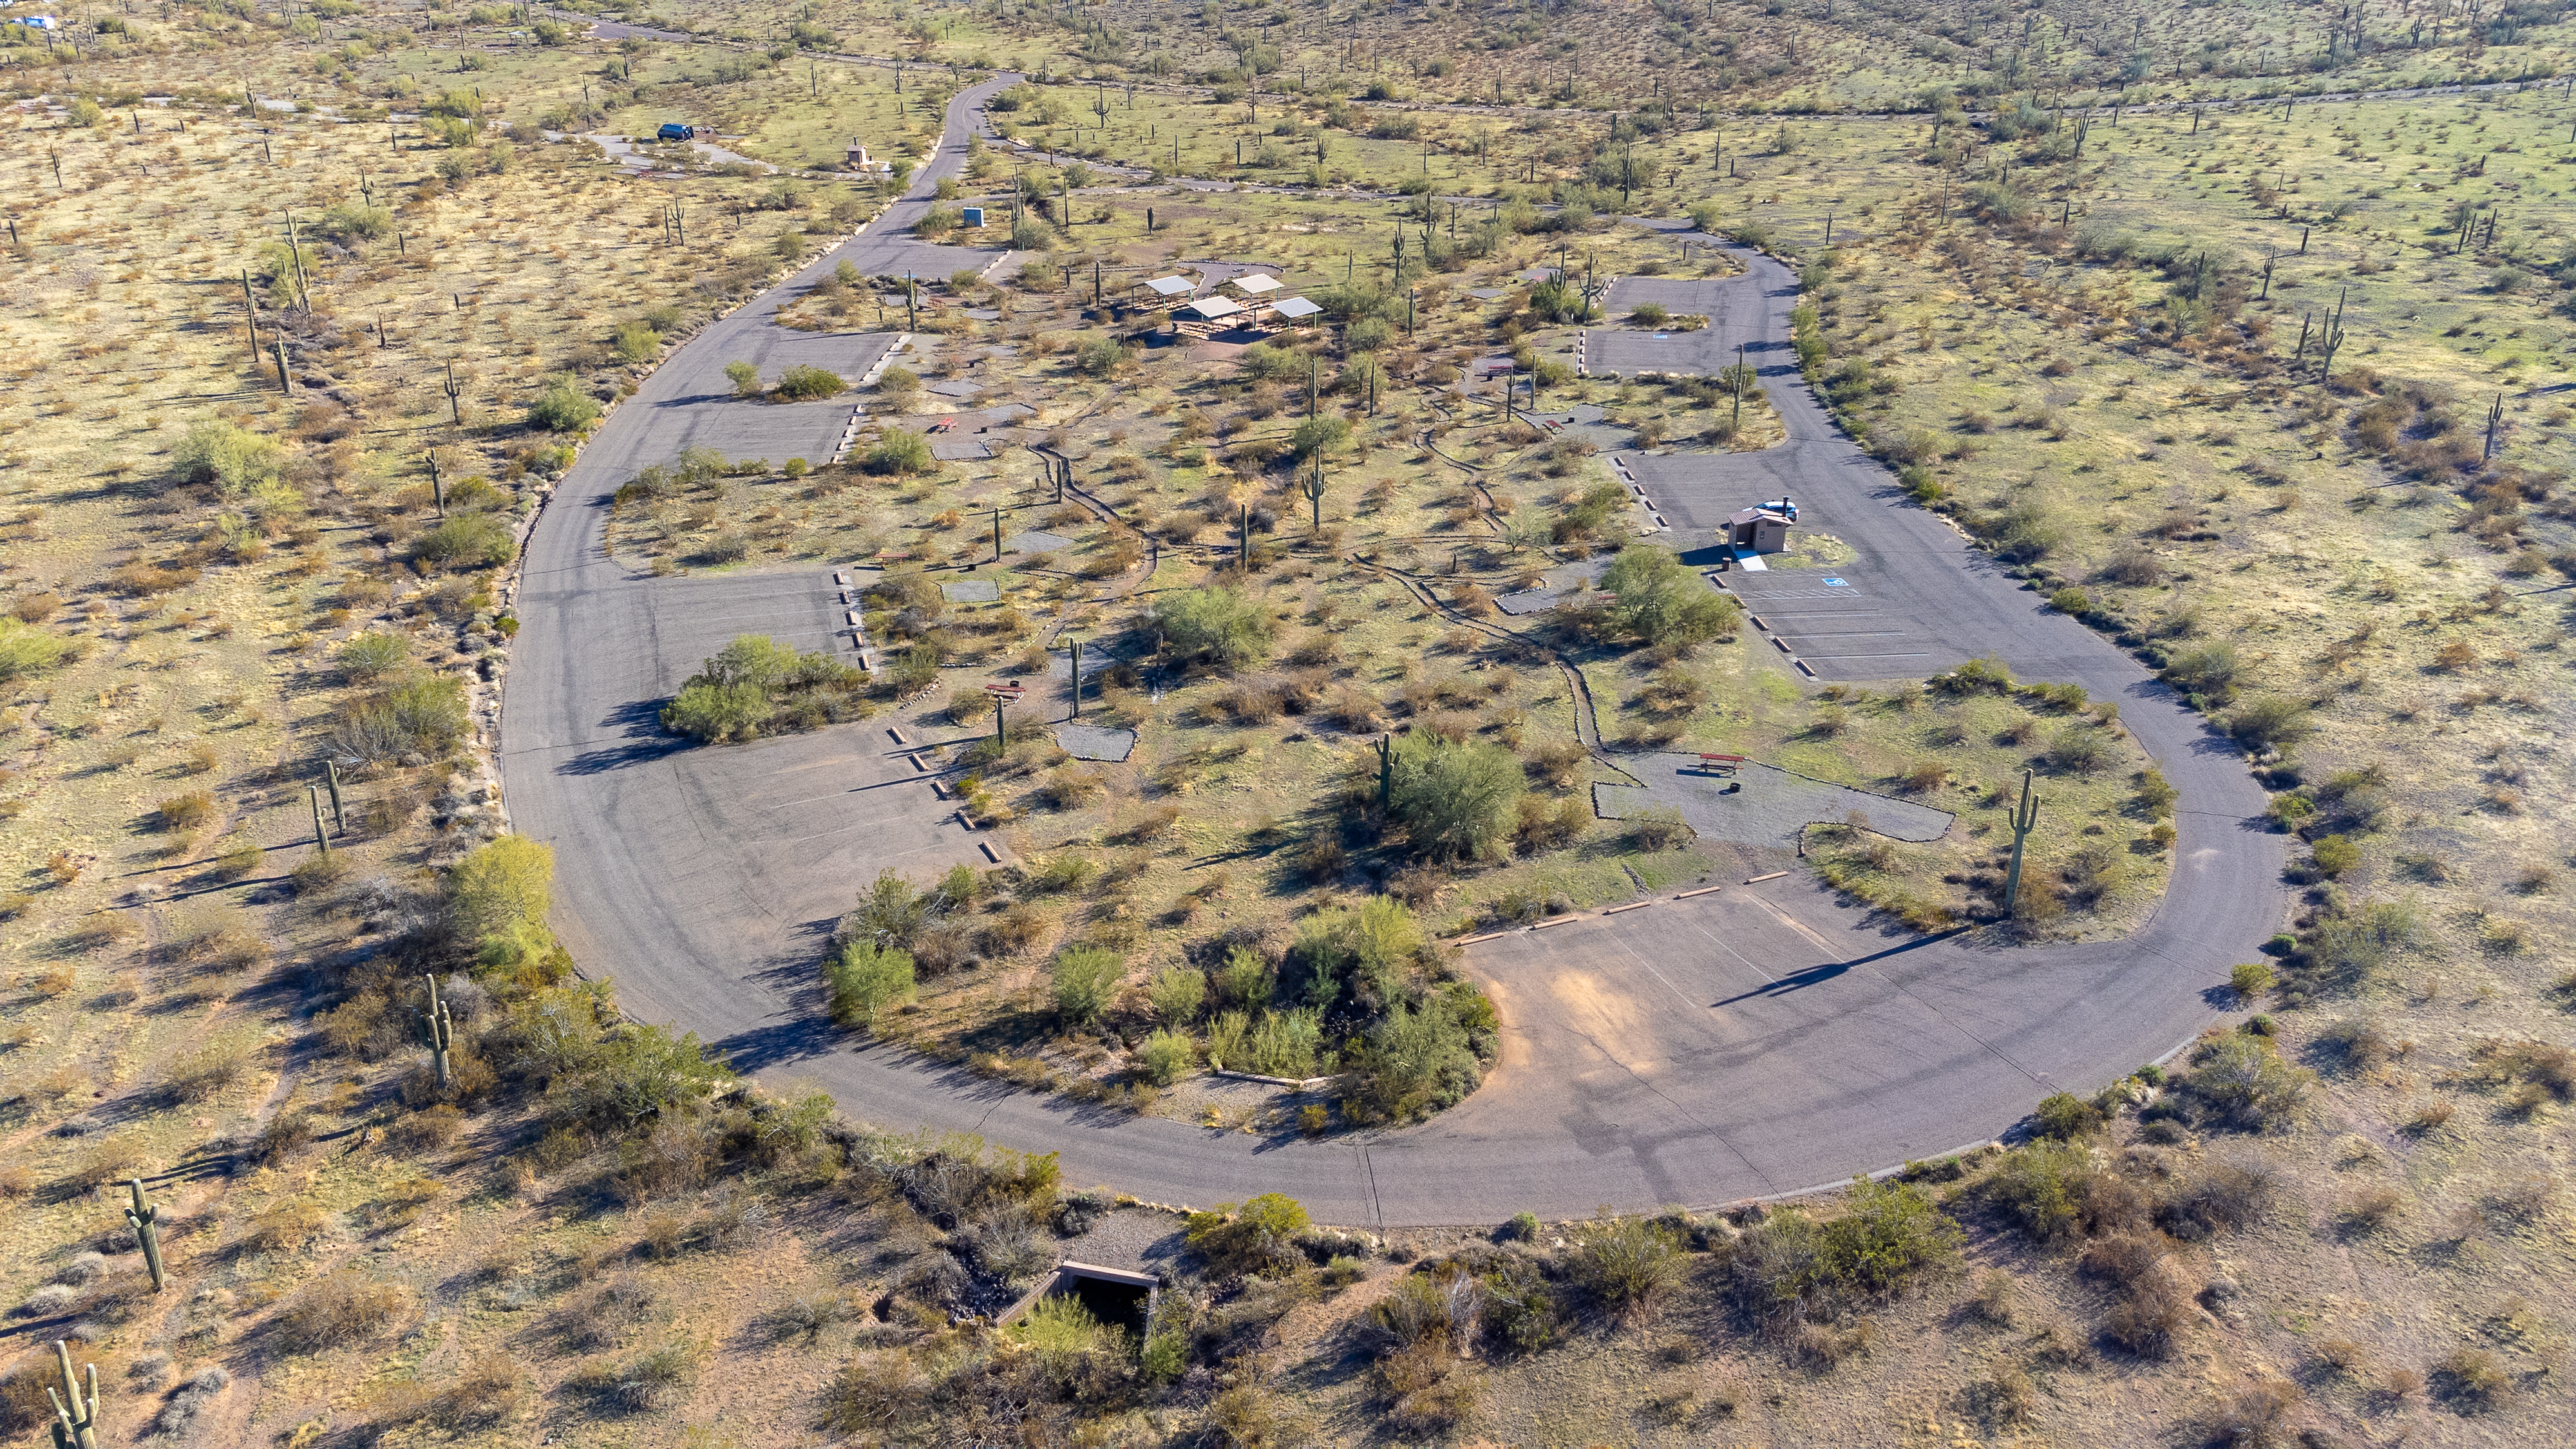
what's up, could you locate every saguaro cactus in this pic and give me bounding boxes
[45,1340,100,1449]
[2002,769,2042,917]
[126,1179,164,1293]
[1301,455,1327,530]
[422,974,454,1092]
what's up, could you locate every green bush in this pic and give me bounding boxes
[1184,1192,1310,1276]
[1342,981,1497,1122]
[1236,342,1297,381]
[525,374,600,433]
[661,634,866,743]
[1572,1213,1683,1312]
[2183,1032,2314,1132]
[1074,335,1126,376]
[1601,544,1740,650]
[826,942,916,1028]
[2048,587,2092,615]
[1139,1028,1196,1085]
[862,428,935,475]
[0,618,74,681]
[1728,1176,1963,1325]
[1153,586,1274,672]
[2031,1090,2103,1140]
[2041,723,2107,774]
[2230,960,2273,1001]
[614,321,661,361]
[773,365,845,400]
[1147,965,1206,1024]
[1389,730,1523,860]
[876,365,920,396]
[332,675,469,762]
[2308,834,2360,877]
[1982,1139,2099,1242]
[1291,895,1424,1014]
[724,359,761,395]
[1289,414,1353,459]
[663,680,771,743]
[410,510,517,569]
[2226,694,2313,749]
[450,834,555,969]
[319,200,393,241]
[170,418,285,497]
[2161,639,2240,698]
[1052,945,1123,1026]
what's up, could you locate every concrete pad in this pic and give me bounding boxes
[1005,530,1074,555]
[1055,724,1137,762]
[929,437,993,462]
[939,578,1001,603]
[1595,754,1952,848]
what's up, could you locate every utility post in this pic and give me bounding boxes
[2002,769,2041,918]
[992,504,1005,563]
[1067,636,1082,720]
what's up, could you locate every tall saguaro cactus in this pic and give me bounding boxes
[2002,769,2042,918]
[46,1340,100,1449]
[126,1179,165,1293]
[422,974,455,1092]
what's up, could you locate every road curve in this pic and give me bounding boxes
[500,86,2288,1226]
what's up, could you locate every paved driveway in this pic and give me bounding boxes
[500,147,2290,1222]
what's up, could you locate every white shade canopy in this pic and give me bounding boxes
[1271,296,1323,319]
[1230,272,1283,295]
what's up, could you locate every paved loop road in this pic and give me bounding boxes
[502,91,2288,1224]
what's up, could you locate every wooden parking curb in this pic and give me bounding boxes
[1674,885,1725,900]
[1602,901,1653,915]
[1746,871,1789,884]
[1530,916,1578,929]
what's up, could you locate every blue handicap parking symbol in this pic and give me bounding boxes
[1822,578,1849,587]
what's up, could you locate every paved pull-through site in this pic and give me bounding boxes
[500,86,2286,1224]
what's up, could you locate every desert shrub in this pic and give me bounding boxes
[2161,639,2240,697]
[1291,895,1423,1014]
[332,675,470,762]
[772,364,846,400]
[524,374,600,432]
[1139,1028,1196,1085]
[1153,586,1274,672]
[2433,1347,2512,1412]
[2031,1090,2103,1140]
[1341,982,1497,1124]
[824,942,916,1028]
[156,790,219,830]
[2226,694,2312,749]
[164,1028,263,1102]
[1051,945,1123,1026]
[2230,960,2273,1001]
[2300,898,2421,985]
[2183,1032,2315,1132]
[568,1341,698,1412]
[170,417,285,497]
[1730,1177,1962,1329]
[1146,965,1206,1024]
[1601,544,1739,650]
[662,634,864,743]
[1388,730,1523,860]
[1186,1192,1311,1277]
[410,509,517,569]
[1572,1213,1683,1314]
[2156,1157,2277,1240]
[276,1271,410,1353]
[336,632,407,682]
[0,620,73,682]
[862,428,935,475]
[449,833,556,968]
